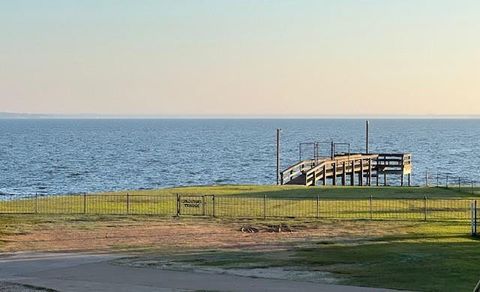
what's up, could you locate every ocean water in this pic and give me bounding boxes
[1,119,479,195]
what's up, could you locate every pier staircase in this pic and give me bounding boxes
[280,153,412,187]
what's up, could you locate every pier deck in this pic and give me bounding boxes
[281,153,412,187]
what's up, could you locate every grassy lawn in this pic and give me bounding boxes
[142,221,479,292]
[1,185,478,221]
[98,184,480,199]
[1,185,479,291]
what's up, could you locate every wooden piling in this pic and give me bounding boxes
[332,163,337,186]
[359,160,364,186]
[350,160,355,186]
[368,158,372,186]
[322,165,327,186]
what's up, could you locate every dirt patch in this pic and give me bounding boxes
[0,218,411,253]
[240,223,292,233]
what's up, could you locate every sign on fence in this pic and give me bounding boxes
[181,199,202,208]
[177,195,212,216]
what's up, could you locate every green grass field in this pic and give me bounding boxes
[1,185,479,291]
[135,221,479,292]
[1,185,479,221]
[100,184,480,199]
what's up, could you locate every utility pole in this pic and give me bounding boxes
[276,129,281,185]
[365,120,369,154]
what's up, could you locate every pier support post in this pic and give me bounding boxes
[322,165,327,186]
[342,162,346,186]
[384,173,387,186]
[332,163,337,186]
[368,159,372,186]
[401,175,404,187]
[350,160,355,186]
[359,160,364,186]
[408,174,411,187]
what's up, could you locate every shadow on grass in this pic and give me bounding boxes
[152,237,480,292]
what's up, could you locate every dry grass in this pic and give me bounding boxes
[0,215,417,253]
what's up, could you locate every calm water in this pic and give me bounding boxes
[1,119,479,195]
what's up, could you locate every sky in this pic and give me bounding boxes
[1,0,479,117]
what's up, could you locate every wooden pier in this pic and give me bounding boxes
[281,153,412,187]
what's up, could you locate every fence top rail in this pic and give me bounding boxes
[1,193,477,202]
[211,195,474,201]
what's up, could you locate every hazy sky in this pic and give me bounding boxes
[1,1,479,116]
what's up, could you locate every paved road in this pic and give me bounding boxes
[0,252,396,292]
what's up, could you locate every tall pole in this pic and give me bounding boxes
[330,141,334,159]
[365,120,369,154]
[276,128,281,185]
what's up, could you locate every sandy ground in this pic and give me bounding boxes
[0,252,398,292]
[0,219,408,291]
[1,218,401,253]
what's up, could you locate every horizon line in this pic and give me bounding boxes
[1,112,480,120]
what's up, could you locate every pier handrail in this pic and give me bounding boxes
[280,159,315,174]
[280,159,316,184]
[305,161,327,186]
[304,154,380,186]
[376,153,412,166]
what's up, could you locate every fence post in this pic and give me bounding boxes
[316,194,319,219]
[473,200,478,236]
[471,200,478,236]
[424,196,427,222]
[35,192,38,214]
[263,194,267,219]
[83,193,87,214]
[175,194,180,217]
[212,195,216,218]
[471,201,474,236]
[126,193,130,215]
[369,195,373,220]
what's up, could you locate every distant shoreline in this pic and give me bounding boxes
[1,112,480,120]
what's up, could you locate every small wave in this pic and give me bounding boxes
[67,171,90,178]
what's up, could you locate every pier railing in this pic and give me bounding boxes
[0,194,476,222]
[280,152,412,187]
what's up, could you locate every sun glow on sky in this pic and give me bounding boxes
[1,1,480,116]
